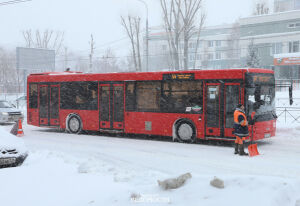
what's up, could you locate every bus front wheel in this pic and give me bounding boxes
[67,114,82,134]
[175,120,196,143]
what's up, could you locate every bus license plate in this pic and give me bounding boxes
[264,133,271,138]
[0,158,16,166]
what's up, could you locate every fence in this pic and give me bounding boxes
[276,79,300,91]
[276,107,300,124]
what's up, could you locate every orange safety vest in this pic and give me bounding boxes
[234,109,247,126]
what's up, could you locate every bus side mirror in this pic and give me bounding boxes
[289,86,293,105]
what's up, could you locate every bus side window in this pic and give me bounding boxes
[162,81,203,113]
[125,82,136,111]
[29,84,38,109]
[136,81,161,111]
[60,82,98,110]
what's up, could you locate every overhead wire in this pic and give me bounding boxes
[0,0,32,6]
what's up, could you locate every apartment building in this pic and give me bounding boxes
[146,10,300,79]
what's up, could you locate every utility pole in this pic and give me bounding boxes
[89,34,95,73]
[64,47,68,70]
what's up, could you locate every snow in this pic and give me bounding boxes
[0,127,27,154]
[0,91,300,206]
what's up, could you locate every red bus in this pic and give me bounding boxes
[27,68,276,142]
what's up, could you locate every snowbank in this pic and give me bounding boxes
[0,127,27,154]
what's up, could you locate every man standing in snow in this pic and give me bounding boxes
[233,104,249,156]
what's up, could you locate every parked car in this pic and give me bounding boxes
[0,100,24,124]
[0,127,28,168]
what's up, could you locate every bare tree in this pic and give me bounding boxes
[192,13,206,69]
[160,0,181,70]
[22,29,65,55]
[246,39,260,68]
[227,22,240,60]
[121,15,142,72]
[160,0,205,70]
[0,48,21,93]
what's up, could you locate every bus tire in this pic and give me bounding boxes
[175,120,196,143]
[67,114,82,134]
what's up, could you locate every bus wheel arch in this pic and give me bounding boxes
[66,113,83,134]
[173,118,196,143]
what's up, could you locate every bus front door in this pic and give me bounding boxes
[205,84,221,137]
[224,83,240,138]
[39,85,60,126]
[99,83,124,131]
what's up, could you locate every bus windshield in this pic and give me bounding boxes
[245,73,275,118]
[246,85,275,116]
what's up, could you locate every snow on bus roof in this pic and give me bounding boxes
[29,68,272,76]
[29,71,83,76]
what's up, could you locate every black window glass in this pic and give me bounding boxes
[60,82,98,110]
[100,86,110,121]
[29,84,38,109]
[206,85,220,127]
[125,82,136,111]
[50,87,59,119]
[136,82,161,111]
[113,86,124,122]
[162,81,203,113]
[225,85,239,128]
[39,86,48,118]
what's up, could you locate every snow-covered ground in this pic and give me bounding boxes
[0,92,300,206]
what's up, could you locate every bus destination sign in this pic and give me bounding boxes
[163,73,195,80]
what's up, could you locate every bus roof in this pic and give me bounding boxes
[27,68,274,83]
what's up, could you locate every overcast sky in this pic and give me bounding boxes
[0,0,270,56]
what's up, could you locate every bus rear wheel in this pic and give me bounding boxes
[67,115,82,134]
[176,121,196,143]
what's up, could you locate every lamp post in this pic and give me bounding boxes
[137,0,149,72]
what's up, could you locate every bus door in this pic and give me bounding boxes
[39,85,60,126]
[205,83,221,137]
[224,83,240,138]
[99,83,124,131]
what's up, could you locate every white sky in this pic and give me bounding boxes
[0,0,271,56]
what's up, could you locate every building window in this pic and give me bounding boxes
[288,22,300,28]
[216,40,221,47]
[189,54,195,61]
[196,54,201,60]
[215,52,222,60]
[288,23,296,28]
[189,42,197,49]
[271,42,283,55]
[162,45,167,51]
[198,41,202,48]
[207,53,214,60]
[289,41,300,53]
[208,40,214,47]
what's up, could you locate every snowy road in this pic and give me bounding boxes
[0,123,300,206]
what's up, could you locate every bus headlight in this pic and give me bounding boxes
[1,112,9,116]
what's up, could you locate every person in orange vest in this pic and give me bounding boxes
[233,104,249,156]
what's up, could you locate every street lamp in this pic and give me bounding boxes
[136,0,149,72]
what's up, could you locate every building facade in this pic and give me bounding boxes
[146,10,300,80]
[274,0,300,12]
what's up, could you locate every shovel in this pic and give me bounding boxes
[248,112,259,157]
